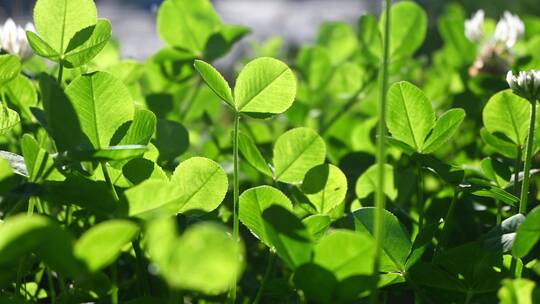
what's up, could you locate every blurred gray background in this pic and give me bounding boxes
[1,0,538,60]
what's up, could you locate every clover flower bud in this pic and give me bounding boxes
[506,70,540,102]
[465,10,485,43]
[494,12,524,48]
[0,18,35,60]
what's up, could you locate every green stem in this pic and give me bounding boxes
[252,251,276,304]
[417,164,424,231]
[438,189,459,251]
[230,112,241,303]
[514,146,522,196]
[101,161,120,202]
[46,268,56,304]
[496,200,502,225]
[519,102,536,214]
[133,238,150,296]
[111,263,119,304]
[372,0,391,303]
[57,60,64,86]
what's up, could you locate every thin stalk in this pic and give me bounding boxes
[514,146,522,196]
[111,263,119,304]
[417,164,424,231]
[169,291,184,304]
[519,102,536,214]
[437,189,459,251]
[27,197,35,215]
[57,61,64,86]
[101,161,120,202]
[230,112,241,303]
[46,268,56,304]
[496,200,502,225]
[252,251,276,304]
[372,0,391,303]
[133,238,150,296]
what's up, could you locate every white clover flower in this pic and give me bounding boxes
[0,18,34,60]
[494,11,524,48]
[506,70,540,101]
[465,10,485,43]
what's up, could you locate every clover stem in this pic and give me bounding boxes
[372,0,391,303]
[111,263,119,304]
[101,161,119,202]
[230,112,241,303]
[253,250,276,304]
[417,163,424,231]
[514,146,522,196]
[437,189,459,251]
[46,268,57,304]
[133,238,150,296]
[57,60,64,86]
[519,102,536,214]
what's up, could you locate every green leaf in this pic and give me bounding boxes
[234,57,297,115]
[0,150,28,178]
[0,55,21,85]
[422,108,465,154]
[273,127,326,184]
[262,205,313,269]
[156,0,222,56]
[118,109,157,146]
[357,14,381,63]
[194,60,234,106]
[302,215,331,241]
[152,119,189,163]
[63,19,112,68]
[125,180,183,219]
[0,214,82,276]
[383,1,427,59]
[352,207,411,272]
[483,214,525,252]
[238,131,272,177]
[302,164,347,215]
[314,230,375,280]
[316,22,358,65]
[513,207,540,258]
[355,164,397,201]
[66,145,147,162]
[33,0,97,55]
[203,25,250,61]
[170,157,228,213]
[293,230,378,303]
[386,81,435,152]
[74,220,139,272]
[0,104,20,136]
[480,127,518,158]
[21,134,62,181]
[238,186,293,247]
[498,279,540,304]
[146,219,244,294]
[295,46,333,91]
[65,71,134,149]
[39,74,88,152]
[327,62,366,100]
[122,158,168,185]
[26,31,60,61]
[483,90,530,146]
[3,75,38,120]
